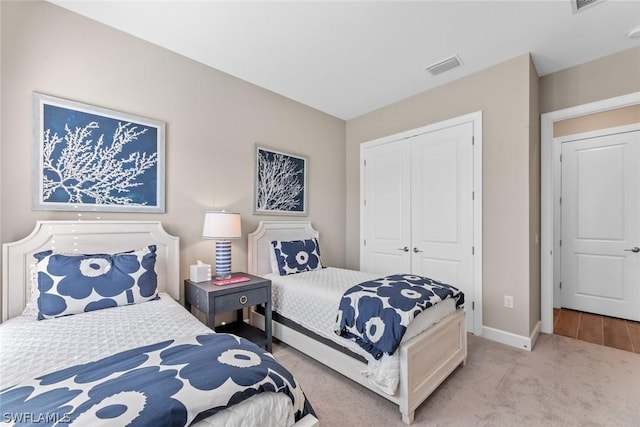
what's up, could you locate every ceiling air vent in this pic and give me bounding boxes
[571,0,604,14]
[425,55,462,76]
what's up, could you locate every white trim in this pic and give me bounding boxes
[359,111,483,336]
[473,114,483,337]
[482,321,541,352]
[541,91,640,334]
[294,415,320,427]
[554,123,640,144]
[360,111,482,149]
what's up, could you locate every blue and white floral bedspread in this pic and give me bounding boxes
[335,274,464,360]
[0,333,314,426]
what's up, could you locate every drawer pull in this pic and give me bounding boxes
[239,295,248,305]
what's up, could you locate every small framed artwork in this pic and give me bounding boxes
[254,144,307,216]
[32,92,166,213]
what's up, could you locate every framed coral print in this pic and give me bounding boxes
[32,93,165,212]
[254,145,307,216]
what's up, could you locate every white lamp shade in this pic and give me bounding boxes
[202,211,242,240]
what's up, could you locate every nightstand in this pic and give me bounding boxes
[184,272,272,352]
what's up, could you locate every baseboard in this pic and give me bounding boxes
[481,321,541,351]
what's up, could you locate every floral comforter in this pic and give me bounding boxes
[0,333,314,426]
[335,274,464,360]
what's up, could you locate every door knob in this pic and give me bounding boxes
[413,247,423,253]
[397,246,409,252]
[624,247,640,253]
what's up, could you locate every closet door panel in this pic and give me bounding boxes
[414,137,459,244]
[361,140,411,275]
[411,123,473,299]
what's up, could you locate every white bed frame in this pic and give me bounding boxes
[248,220,467,424]
[1,220,318,427]
[2,220,180,323]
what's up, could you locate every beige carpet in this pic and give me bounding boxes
[271,333,640,427]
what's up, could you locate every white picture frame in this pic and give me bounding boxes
[32,93,166,213]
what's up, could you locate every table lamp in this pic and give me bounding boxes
[202,211,242,279]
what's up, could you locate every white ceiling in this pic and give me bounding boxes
[50,0,640,120]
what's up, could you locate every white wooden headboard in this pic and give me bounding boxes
[248,221,319,277]
[2,221,179,322]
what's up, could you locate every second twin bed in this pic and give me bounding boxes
[248,220,468,424]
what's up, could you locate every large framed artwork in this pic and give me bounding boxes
[32,93,165,213]
[254,145,307,216]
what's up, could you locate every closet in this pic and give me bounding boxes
[360,118,478,332]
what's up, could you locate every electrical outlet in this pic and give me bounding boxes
[504,295,514,309]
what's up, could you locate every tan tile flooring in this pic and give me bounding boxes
[554,307,640,354]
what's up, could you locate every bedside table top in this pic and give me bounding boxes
[185,272,270,296]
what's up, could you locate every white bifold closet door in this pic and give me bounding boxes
[361,122,474,331]
[410,124,473,292]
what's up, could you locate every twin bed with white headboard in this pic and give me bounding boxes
[2,221,180,322]
[248,220,468,424]
[1,220,317,427]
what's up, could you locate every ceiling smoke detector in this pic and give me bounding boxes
[425,55,462,76]
[571,0,604,14]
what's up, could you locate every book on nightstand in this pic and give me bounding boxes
[213,276,251,286]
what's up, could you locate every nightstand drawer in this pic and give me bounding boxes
[184,273,272,352]
[213,287,268,312]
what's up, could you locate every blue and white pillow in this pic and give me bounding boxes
[271,238,323,276]
[34,245,158,320]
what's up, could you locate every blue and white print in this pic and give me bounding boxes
[271,238,323,275]
[335,274,464,359]
[34,246,158,320]
[0,333,315,426]
[41,103,158,207]
[255,146,307,215]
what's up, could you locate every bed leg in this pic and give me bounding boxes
[401,410,414,425]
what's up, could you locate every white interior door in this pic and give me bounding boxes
[361,139,412,275]
[561,130,640,321]
[411,123,474,331]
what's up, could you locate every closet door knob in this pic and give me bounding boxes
[397,246,409,252]
[413,247,423,253]
[624,247,640,253]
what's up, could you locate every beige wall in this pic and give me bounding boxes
[346,54,537,337]
[554,104,640,137]
[540,45,640,114]
[0,1,346,318]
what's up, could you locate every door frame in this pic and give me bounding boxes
[540,91,640,334]
[359,111,483,335]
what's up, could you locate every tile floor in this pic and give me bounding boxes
[554,307,640,354]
